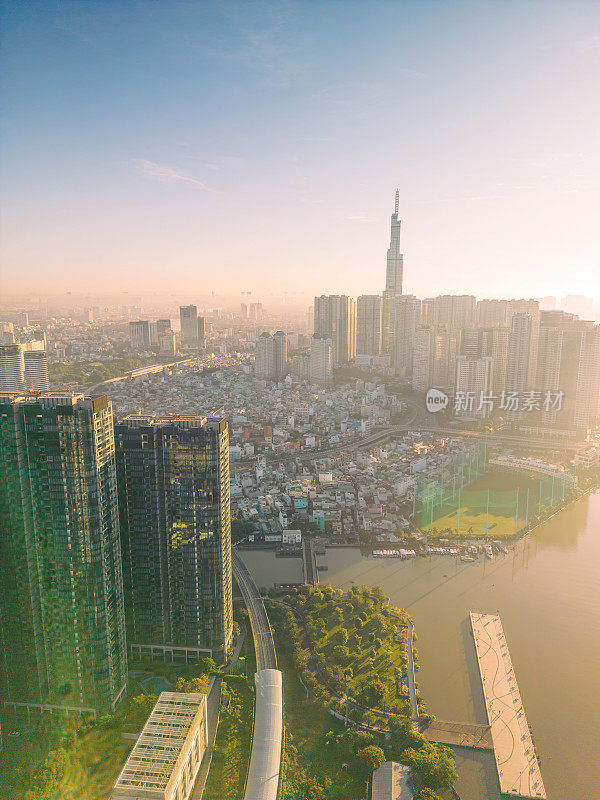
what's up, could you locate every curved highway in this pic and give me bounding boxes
[231,387,578,477]
[232,550,277,671]
[232,551,282,800]
[231,409,422,474]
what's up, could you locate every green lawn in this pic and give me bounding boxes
[0,725,132,800]
[203,678,254,800]
[416,466,575,537]
[430,507,519,537]
[59,729,131,800]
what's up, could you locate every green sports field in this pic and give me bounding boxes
[414,467,574,538]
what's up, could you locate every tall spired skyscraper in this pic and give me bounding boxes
[385,189,404,295]
[382,190,404,353]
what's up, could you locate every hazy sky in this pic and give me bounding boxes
[1,0,599,302]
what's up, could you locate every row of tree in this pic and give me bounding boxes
[268,583,458,797]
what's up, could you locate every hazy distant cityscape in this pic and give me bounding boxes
[1,191,599,800]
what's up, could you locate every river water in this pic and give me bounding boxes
[239,490,600,799]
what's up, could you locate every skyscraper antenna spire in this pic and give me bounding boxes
[394,189,399,215]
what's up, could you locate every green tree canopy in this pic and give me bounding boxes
[415,790,443,800]
[356,744,386,773]
[402,742,457,791]
[332,645,350,665]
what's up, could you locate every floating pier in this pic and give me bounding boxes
[470,612,546,799]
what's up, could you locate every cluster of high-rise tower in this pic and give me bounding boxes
[0,327,50,393]
[309,192,600,429]
[129,305,206,355]
[0,392,233,722]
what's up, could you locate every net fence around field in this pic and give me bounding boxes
[413,444,577,535]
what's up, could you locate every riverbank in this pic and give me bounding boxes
[323,494,600,800]
[238,491,600,799]
[268,586,458,799]
[414,464,598,541]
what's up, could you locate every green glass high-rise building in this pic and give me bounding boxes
[115,413,233,663]
[0,392,128,717]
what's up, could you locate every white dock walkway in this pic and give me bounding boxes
[470,612,546,799]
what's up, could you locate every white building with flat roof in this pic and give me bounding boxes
[112,692,207,800]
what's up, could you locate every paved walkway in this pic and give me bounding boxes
[471,612,546,799]
[229,628,246,667]
[422,719,492,750]
[405,621,420,731]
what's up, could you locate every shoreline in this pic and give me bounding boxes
[517,484,597,543]
[414,482,598,548]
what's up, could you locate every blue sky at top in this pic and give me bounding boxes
[1,0,599,301]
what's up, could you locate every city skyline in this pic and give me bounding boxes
[0,4,599,799]
[1,1,600,301]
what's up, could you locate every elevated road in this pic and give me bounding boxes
[231,421,419,473]
[424,426,581,453]
[231,414,579,474]
[302,539,319,587]
[231,551,282,800]
[232,550,277,671]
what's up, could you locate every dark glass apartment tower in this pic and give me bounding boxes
[0,393,128,715]
[115,414,233,661]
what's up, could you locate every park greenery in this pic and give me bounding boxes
[203,677,254,800]
[268,583,412,718]
[0,662,214,800]
[268,583,457,798]
[0,694,155,800]
[231,516,256,543]
[272,620,385,800]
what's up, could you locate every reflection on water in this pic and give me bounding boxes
[239,492,600,800]
[236,549,304,587]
